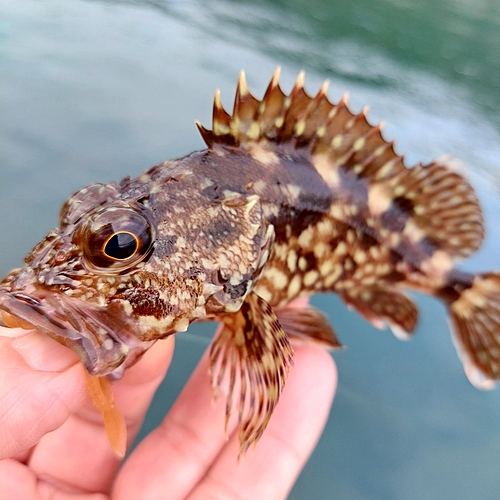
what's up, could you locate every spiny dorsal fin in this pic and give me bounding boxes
[196,69,484,260]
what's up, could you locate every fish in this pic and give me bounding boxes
[1,68,500,456]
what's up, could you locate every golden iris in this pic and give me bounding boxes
[82,206,154,271]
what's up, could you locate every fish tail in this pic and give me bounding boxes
[446,272,500,389]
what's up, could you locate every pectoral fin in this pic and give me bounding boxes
[209,292,293,453]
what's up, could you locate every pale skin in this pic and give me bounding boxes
[0,299,337,500]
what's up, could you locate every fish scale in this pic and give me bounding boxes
[1,69,499,456]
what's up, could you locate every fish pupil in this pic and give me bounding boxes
[104,231,138,260]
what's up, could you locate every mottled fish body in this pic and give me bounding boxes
[1,69,499,453]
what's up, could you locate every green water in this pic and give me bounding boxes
[1,0,500,498]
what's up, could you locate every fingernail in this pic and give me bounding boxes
[12,331,79,372]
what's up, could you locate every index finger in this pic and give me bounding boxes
[0,327,86,460]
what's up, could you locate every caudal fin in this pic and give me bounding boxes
[449,272,500,389]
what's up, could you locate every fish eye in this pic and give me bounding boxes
[103,231,139,261]
[82,207,154,271]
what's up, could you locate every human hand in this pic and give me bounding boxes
[0,321,336,499]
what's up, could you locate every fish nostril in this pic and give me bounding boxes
[55,250,67,263]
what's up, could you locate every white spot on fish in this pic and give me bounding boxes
[324,264,343,287]
[264,267,289,291]
[287,274,302,298]
[332,135,343,149]
[249,145,279,166]
[286,184,301,201]
[368,184,392,216]
[257,286,273,303]
[298,256,308,271]
[295,120,306,136]
[287,249,297,273]
[376,159,397,180]
[335,241,348,256]
[394,185,406,197]
[403,219,425,243]
[247,122,260,140]
[319,260,334,276]
[303,270,319,287]
[353,137,365,152]
[421,250,453,276]
[353,249,367,265]
[314,241,329,259]
[103,338,114,350]
[298,227,314,249]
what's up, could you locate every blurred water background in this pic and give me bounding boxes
[1,0,500,498]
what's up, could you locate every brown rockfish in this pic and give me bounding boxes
[1,69,499,455]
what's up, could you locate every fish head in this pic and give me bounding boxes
[0,182,162,378]
[0,176,274,378]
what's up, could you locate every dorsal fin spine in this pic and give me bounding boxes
[212,90,231,136]
[318,80,330,98]
[195,121,213,147]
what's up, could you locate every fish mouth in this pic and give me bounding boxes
[0,288,146,377]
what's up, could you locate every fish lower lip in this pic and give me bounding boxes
[1,310,35,330]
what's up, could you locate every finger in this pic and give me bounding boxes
[187,344,336,500]
[113,345,234,500]
[0,328,86,460]
[113,343,336,500]
[26,336,175,494]
[0,458,108,500]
